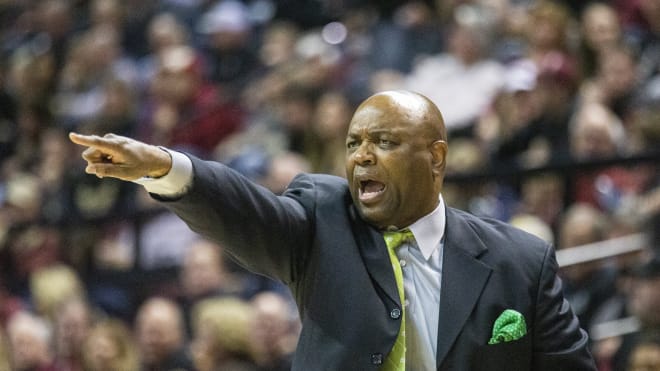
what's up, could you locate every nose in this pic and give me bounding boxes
[353,141,375,165]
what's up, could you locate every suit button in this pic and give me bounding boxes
[371,353,383,365]
[390,308,401,319]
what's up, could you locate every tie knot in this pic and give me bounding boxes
[383,229,415,250]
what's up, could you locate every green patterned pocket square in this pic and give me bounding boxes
[488,309,527,345]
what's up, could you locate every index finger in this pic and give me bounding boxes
[69,133,123,153]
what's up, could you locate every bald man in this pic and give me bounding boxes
[71,90,595,370]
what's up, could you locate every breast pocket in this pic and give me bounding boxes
[471,333,532,371]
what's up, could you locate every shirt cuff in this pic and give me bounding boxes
[132,148,193,197]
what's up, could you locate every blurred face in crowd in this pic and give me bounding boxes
[313,91,352,141]
[90,0,122,28]
[86,328,120,370]
[259,22,298,67]
[597,49,637,101]
[570,104,620,160]
[582,3,621,51]
[191,325,217,371]
[528,2,569,50]
[7,312,52,371]
[151,46,198,104]
[135,299,183,366]
[55,298,91,358]
[629,342,660,371]
[85,321,137,371]
[181,240,226,299]
[447,25,482,65]
[558,204,605,284]
[629,277,660,326]
[250,293,292,358]
[147,13,188,53]
[345,91,447,229]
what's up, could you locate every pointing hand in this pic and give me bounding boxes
[69,133,172,181]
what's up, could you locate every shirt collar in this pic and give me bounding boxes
[407,195,446,260]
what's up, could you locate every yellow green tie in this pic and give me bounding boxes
[382,229,414,371]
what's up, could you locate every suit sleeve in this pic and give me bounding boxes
[532,245,597,370]
[155,155,315,284]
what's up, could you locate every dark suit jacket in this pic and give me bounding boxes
[160,157,596,371]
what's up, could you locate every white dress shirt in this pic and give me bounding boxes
[398,198,446,370]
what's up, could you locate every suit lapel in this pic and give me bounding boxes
[436,208,492,369]
[349,205,401,307]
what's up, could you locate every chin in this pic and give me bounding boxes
[357,207,391,229]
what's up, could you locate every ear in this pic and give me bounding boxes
[430,140,448,177]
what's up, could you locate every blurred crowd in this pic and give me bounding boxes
[0,0,659,370]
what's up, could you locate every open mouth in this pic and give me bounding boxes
[358,180,386,203]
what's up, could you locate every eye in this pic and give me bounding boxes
[346,139,359,150]
[378,138,396,148]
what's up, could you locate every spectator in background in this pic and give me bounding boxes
[613,257,660,371]
[508,213,555,244]
[558,203,617,334]
[138,44,244,157]
[405,21,504,133]
[580,46,639,121]
[180,240,232,301]
[516,1,580,165]
[257,21,300,71]
[274,84,319,155]
[35,128,75,225]
[30,264,84,322]
[518,173,566,229]
[89,0,124,31]
[191,297,257,371]
[83,319,140,371]
[569,102,646,211]
[134,297,195,371]
[54,24,137,129]
[249,292,298,371]
[1,173,54,283]
[480,59,548,168]
[6,103,54,171]
[53,297,92,371]
[197,0,258,95]
[627,333,660,371]
[525,1,575,67]
[79,78,137,137]
[306,90,354,176]
[6,311,58,371]
[178,239,249,334]
[136,12,190,92]
[32,0,74,69]
[579,3,623,78]
[257,151,312,195]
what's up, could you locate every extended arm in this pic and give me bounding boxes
[70,133,313,283]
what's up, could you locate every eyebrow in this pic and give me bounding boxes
[347,128,407,137]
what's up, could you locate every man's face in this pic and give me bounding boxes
[345,92,446,229]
